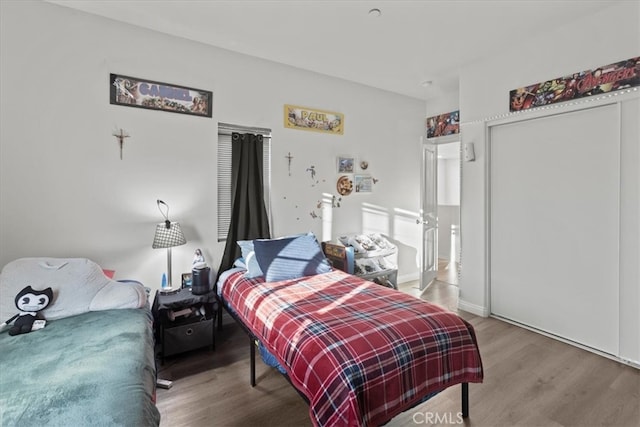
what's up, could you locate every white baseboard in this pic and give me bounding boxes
[397,272,419,284]
[457,299,489,317]
[492,314,640,370]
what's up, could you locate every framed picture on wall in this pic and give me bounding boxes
[425,110,459,139]
[284,104,344,135]
[355,175,373,193]
[110,73,213,118]
[337,156,355,173]
[336,175,353,196]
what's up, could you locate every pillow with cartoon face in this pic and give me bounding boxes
[0,257,146,323]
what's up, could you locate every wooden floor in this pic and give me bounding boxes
[156,263,639,427]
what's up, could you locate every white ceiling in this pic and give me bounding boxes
[47,0,615,100]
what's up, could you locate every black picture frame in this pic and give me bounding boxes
[181,273,193,289]
[110,73,213,118]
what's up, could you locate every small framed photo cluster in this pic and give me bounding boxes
[336,156,373,194]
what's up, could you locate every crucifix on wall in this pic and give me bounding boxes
[112,128,130,160]
[285,152,293,176]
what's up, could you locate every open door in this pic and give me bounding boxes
[419,140,438,291]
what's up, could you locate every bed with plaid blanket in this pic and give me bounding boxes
[221,269,483,427]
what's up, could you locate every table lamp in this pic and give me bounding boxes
[152,200,186,293]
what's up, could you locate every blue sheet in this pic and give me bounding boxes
[0,308,160,426]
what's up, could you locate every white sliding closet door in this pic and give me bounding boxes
[490,104,619,356]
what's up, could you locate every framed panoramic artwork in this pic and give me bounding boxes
[284,104,344,134]
[509,55,639,112]
[110,73,213,118]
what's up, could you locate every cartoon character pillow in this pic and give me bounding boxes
[0,258,146,323]
[3,285,53,336]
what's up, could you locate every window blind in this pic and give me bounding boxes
[217,123,271,241]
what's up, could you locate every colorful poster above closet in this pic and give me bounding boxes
[509,56,639,112]
[425,110,460,139]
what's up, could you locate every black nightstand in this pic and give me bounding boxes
[152,288,218,363]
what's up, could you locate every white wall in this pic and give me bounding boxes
[457,1,639,364]
[426,90,459,121]
[437,156,460,206]
[0,1,425,291]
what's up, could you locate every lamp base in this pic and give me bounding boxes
[159,287,180,295]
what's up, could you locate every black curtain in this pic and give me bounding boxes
[217,132,271,277]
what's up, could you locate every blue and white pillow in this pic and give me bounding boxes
[236,240,263,278]
[253,232,332,282]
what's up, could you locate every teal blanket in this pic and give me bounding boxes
[0,309,161,426]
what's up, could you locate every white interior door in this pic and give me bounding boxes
[419,141,438,291]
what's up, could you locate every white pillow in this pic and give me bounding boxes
[0,257,146,322]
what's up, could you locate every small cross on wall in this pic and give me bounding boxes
[112,128,130,160]
[285,152,294,176]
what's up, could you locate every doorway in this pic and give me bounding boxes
[436,141,461,286]
[419,139,461,290]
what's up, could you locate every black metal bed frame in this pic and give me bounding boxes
[218,297,470,420]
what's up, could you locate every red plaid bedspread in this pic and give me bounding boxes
[222,269,483,427]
